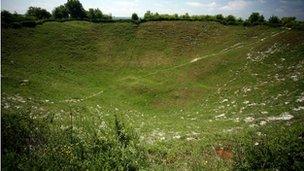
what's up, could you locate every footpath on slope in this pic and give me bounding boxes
[36,30,287,104]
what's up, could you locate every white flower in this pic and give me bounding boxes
[243,101,250,104]
[260,121,267,126]
[261,111,268,114]
[222,99,228,103]
[173,135,181,139]
[244,117,255,123]
[215,114,226,119]
[267,113,294,121]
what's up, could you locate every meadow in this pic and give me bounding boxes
[2,21,304,170]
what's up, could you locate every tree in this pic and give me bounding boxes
[173,14,179,20]
[102,13,112,20]
[216,14,224,22]
[1,10,13,24]
[87,8,103,22]
[181,13,190,20]
[247,12,265,26]
[281,17,296,27]
[268,15,281,27]
[237,18,244,25]
[131,13,139,23]
[1,10,37,28]
[26,7,51,20]
[52,5,69,19]
[225,15,237,25]
[64,0,86,19]
[154,12,160,20]
[144,11,152,20]
[258,14,265,23]
[94,9,103,20]
[87,8,95,19]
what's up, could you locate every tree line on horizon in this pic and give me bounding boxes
[1,0,303,29]
[142,11,299,28]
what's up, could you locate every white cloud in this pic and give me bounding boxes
[280,0,288,3]
[257,0,266,3]
[221,0,250,10]
[186,1,217,8]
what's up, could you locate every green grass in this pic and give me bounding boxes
[2,21,304,170]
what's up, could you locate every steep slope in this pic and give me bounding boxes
[2,21,304,169]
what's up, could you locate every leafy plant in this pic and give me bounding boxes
[26,6,51,20]
[1,109,49,170]
[234,123,304,170]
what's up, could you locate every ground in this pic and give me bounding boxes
[2,21,304,169]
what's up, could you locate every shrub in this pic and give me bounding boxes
[1,110,49,170]
[268,15,281,27]
[20,21,37,28]
[52,5,69,20]
[225,15,237,25]
[10,22,22,29]
[144,11,152,20]
[1,10,14,26]
[2,110,146,170]
[26,7,51,20]
[247,12,265,26]
[234,123,304,170]
[181,13,191,20]
[1,10,37,28]
[236,18,244,25]
[131,13,140,24]
[216,14,224,23]
[87,8,105,22]
[281,17,296,28]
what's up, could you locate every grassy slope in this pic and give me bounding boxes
[2,21,304,169]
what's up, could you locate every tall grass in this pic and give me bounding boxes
[234,122,304,170]
[2,110,147,170]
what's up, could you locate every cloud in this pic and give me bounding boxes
[186,1,217,8]
[221,0,250,10]
[275,8,284,13]
[280,0,288,4]
[257,0,266,4]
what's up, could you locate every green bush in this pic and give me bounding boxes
[281,17,296,28]
[86,8,112,22]
[10,22,22,29]
[131,13,140,24]
[26,6,51,20]
[225,15,237,25]
[2,111,147,170]
[1,10,37,28]
[246,12,265,26]
[20,21,37,28]
[234,123,304,170]
[1,109,49,170]
[268,15,281,27]
[216,14,224,23]
[52,5,69,20]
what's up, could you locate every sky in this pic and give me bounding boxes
[2,0,304,20]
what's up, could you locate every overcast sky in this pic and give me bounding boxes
[2,0,304,19]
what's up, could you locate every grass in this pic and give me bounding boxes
[2,20,304,170]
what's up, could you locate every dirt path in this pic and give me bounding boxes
[141,30,286,78]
